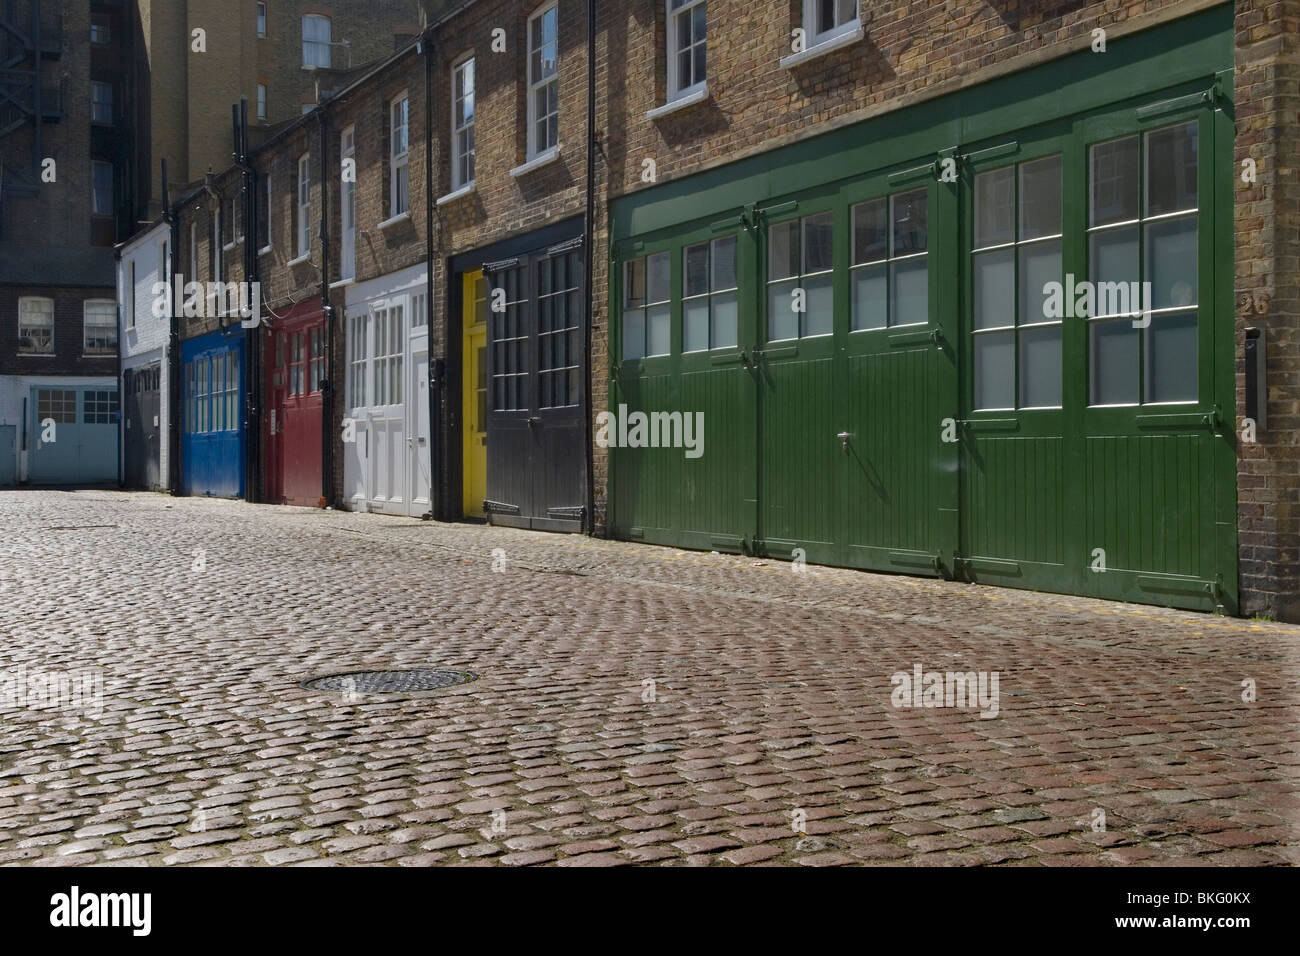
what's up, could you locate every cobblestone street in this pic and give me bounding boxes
[1,490,1297,867]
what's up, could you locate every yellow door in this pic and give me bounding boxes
[462,271,488,517]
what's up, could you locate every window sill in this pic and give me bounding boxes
[436,182,476,206]
[258,245,272,257]
[510,146,561,179]
[329,277,354,290]
[17,352,55,358]
[286,252,311,267]
[779,23,864,69]
[647,85,709,120]
[377,211,411,230]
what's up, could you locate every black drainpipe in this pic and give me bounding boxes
[161,159,182,496]
[234,100,261,504]
[582,0,597,535]
[423,27,440,521]
[318,109,334,508]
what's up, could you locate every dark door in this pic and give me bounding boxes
[124,363,161,490]
[265,307,326,507]
[484,240,586,531]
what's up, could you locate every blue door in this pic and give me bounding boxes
[28,386,119,484]
[181,331,246,498]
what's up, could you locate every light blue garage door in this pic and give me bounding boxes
[28,386,119,485]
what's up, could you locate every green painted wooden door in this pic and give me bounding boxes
[609,220,756,552]
[956,92,1235,612]
[837,172,958,576]
[756,195,842,567]
[959,130,1073,593]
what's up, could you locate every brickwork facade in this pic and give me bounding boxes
[159,0,1300,620]
[1233,0,1300,620]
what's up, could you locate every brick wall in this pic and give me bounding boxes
[0,285,118,379]
[1234,0,1300,620]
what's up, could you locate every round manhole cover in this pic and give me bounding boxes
[302,669,477,694]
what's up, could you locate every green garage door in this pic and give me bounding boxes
[609,9,1235,613]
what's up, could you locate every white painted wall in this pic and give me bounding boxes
[117,221,172,489]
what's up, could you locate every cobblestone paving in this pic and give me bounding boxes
[1,490,1297,867]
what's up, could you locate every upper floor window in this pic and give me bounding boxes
[91,81,113,124]
[803,0,859,47]
[258,173,272,253]
[91,162,113,216]
[667,0,706,101]
[302,15,331,69]
[257,83,267,121]
[257,2,268,38]
[125,261,136,329]
[18,297,54,354]
[90,20,110,45]
[390,93,410,217]
[296,153,311,257]
[212,207,223,295]
[83,300,118,355]
[189,222,199,282]
[452,57,475,189]
[527,4,559,160]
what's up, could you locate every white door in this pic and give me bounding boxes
[340,128,356,281]
[369,299,407,512]
[408,318,431,517]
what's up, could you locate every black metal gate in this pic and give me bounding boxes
[483,237,586,531]
[123,362,161,490]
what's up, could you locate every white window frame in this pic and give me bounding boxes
[296,153,311,258]
[91,161,113,215]
[259,174,272,255]
[221,195,239,252]
[212,207,223,315]
[155,240,167,325]
[340,126,356,281]
[526,3,559,161]
[18,296,54,354]
[302,14,331,68]
[451,56,475,191]
[347,310,368,411]
[803,0,859,46]
[666,0,707,103]
[257,2,267,38]
[90,80,113,124]
[190,222,198,281]
[84,300,118,355]
[257,83,267,121]
[389,93,410,219]
[126,260,136,330]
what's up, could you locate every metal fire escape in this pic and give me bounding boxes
[0,0,63,235]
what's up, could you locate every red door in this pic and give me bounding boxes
[264,300,325,506]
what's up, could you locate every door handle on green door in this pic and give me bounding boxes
[837,431,851,453]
